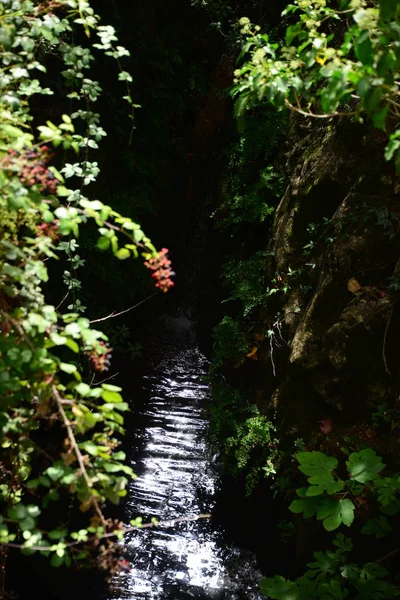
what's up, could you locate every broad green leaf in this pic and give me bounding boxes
[46,465,65,481]
[115,248,130,260]
[317,498,355,531]
[361,516,392,539]
[234,94,248,118]
[102,384,122,392]
[296,452,338,486]
[355,31,373,66]
[289,496,319,518]
[97,236,110,250]
[79,441,98,456]
[60,362,77,374]
[346,449,385,483]
[373,476,400,506]
[260,576,299,600]
[75,382,91,397]
[102,389,123,403]
[307,551,337,578]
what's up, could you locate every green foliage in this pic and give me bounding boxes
[232,1,400,171]
[211,315,251,370]
[373,475,400,506]
[261,534,400,599]
[278,518,296,543]
[264,448,400,597]
[208,93,286,493]
[371,403,393,428]
[209,382,278,492]
[361,515,392,539]
[215,109,285,233]
[221,251,268,316]
[0,0,172,572]
[289,449,385,531]
[347,448,385,484]
[226,413,278,492]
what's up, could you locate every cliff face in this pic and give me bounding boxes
[253,116,400,448]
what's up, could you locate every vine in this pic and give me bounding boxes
[232,1,400,169]
[0,0,173,576]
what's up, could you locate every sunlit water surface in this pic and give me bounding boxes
[109,343,263,599]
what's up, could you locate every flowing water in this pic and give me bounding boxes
[109,325,263,599]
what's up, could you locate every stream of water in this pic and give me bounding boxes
[108,330,263,599]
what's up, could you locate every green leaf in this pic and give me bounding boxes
[307,551,337,578]
[84,412,98,429]
[75,382,91,397]
[355,31,374,66]
[26,505,40,517]
[346,449,385,483]
[373,476,400,506]
[361,516,392,539]
[372,106,389,130]
[65,338,79,353]
[306,480,345,496]
[79,441,98,456]
[360,563,388,580]
[97,236,110,250]
[379,0,399,21]
[333,533,353,553]
[115,248,130,260]
[296,451,338,485]
[101,389,123,403]
[46,465,64,481]
[102,384,122,392]
[286,23,302,46]
[376,50,397,77]
[385,132,400,161]
[20,516,35,531]
[339,499,355,527]
[357,579,400,598]
[9,504,27,520]
[50,332,67,346]
[317,498,355,531]
[234,94,248,118]
[289,497,319,519]
[60,362,77,374]
[50,554,64,567]
[260,575,299,600]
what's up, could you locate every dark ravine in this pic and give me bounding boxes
[109,320,264,599]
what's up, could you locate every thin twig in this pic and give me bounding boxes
[383,306,394,376]
[91,371,120,386]
[90,293,156,324]
[374,546,400,564]
[269,335,276,377]
[285,99,357,119]
[52,384,106,527]
[4,513,211,552]
[56,291,70,311]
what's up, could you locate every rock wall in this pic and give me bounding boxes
[253,116,400,449]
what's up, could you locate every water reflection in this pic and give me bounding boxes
[109,346,262,599]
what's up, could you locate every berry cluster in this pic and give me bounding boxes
[35,0,64,15]
[1,146,59,195]
[87,340,112,373]
[36,220,59,241]
[144,248,175,293]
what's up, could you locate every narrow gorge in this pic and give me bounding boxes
[1,1,400,599]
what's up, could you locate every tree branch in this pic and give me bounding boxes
[89,293,156,324]
[285,99,357,119]
[383,305,394,376]
[52,384,107,527]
